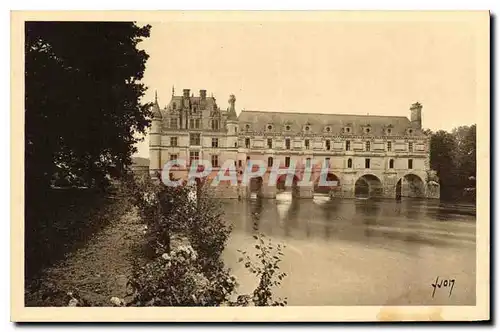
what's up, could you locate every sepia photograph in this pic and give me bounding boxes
[11,10,490,322]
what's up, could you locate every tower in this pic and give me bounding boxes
[149,91,162,177]
[226,94,239,149]
[410,102,422,129]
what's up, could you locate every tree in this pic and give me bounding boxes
[452,125,476,188]
[25,22,152,192]
[429,130,458,199]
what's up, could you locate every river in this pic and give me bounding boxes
[221,193,476,306]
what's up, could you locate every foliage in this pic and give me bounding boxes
[125,173,192,257]
[25,22,152,192]
[126,244,238,306]
[426,124,476,201]
[185,184,233,272]
[123,175,239,306]
[123,175,287,307]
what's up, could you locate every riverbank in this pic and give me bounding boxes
[24,194,143,306]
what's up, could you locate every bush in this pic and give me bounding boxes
[122,174,287,307]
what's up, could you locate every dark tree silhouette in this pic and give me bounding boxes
[25,22,152,192]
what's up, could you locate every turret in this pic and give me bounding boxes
[226,94,239,148]
[149,91,162,176]
[410,102,422,129]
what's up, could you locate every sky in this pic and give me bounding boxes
[133,15,479,158]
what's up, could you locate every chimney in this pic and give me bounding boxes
[183,89,190,98]
[410,102,422,129]
[200,89,207,99]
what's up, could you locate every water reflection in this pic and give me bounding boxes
[222,197,476,250]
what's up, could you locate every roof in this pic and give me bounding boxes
[237,110,419,136]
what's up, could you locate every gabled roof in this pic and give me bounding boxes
[237,110,418,136]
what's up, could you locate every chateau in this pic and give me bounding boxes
[149,88,440,199]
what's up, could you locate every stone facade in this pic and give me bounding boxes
[149,89,439,199]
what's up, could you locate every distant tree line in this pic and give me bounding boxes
[424,125,476,202]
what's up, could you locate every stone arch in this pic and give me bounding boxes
[248,176,264,198]
[396,173,426,198]
[276,173,300,198]
[313,172,341,196]
[354,174,383,198]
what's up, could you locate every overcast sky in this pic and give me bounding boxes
[134,16,479,158]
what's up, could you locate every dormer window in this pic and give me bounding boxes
[344,126,352,134]
[325,126,331,132]
[267,124,273,130]
[365,128,371,134]
[385,125,394,136]
[406,128,414,135]
[285,125,291,131]
[305,126,310,131]
[245,124,251,131]
[172,102,177,110]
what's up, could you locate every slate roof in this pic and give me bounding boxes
[237,110,420,136]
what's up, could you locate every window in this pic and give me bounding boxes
[305,126,310,131]
[389,159,394,169]
[170,118,178,129]
[345,127,351,133]
[366,141,371,151]
[211,138,219,148]
[238,160,242,167]
[267,138,273,149]
[195,119,200,129]
[170,137,178,147]
[267,125,273,130]
[365,128,371,134]
[306,158,311,168]
[365,158,371,169]
[387,128,392,135]
[408,142,414,152]
[234,142,238,147]
[268,157,273,167]
[189,151,199,166]
[285,157,291,167]
[211,155,219,167]
[245,138,250,148]
[325,157,330,168]
[326,140,331,150]
[305,139,310,149]
[347,158,352,168]
[387,141,392,152]
[190,119,194,129]
[189,133,201,146]
[172,102,177,110]
[246,156,250,165]
[346,140,351,151]
[285,138,291,150]
[170,154,178,161]
[245,124,250,130]
[408,129,413,134]
[235,127,238,133]
[408,159,413,169]
[326,127,331,132]
[285,125,291,131]
[211,119,219,130]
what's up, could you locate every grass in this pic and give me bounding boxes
[24,186,143,306]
